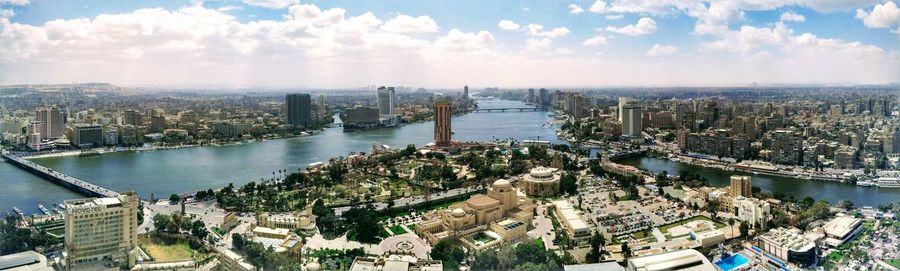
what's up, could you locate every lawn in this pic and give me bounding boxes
[389,225,408,235]
[887,259,900,269]
[138,236,206,262]
[407,224,416,231]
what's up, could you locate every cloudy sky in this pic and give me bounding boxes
[0,0,898,88]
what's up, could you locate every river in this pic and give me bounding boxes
[0,99,561,215]
[617,156,900,207]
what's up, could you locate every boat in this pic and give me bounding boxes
[857,180,875,187]
[78,150,101,157]
[12,207,23,216]
[58,203,66,210]
[875,177,900,188]
[53,208,63,214]
[37,204,51,215]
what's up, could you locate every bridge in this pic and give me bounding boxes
[2,152,118,198]
[471,107,547,113]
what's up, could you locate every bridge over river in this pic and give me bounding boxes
[2,151,118,198]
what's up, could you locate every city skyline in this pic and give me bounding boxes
[0,0,899,88]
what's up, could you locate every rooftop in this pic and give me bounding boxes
[627,249,717,271]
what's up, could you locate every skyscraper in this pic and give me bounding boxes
[434,101,451,147]
[286,93,312,129]
[528,88,535,103]
[36,106,64,140]
[618,97,631,122]
[463,85,469,99]
[123,110,142,126]
[622,101,642,137]
[377,86,397,116]
[729,175,752,198]
[538,88,549,108]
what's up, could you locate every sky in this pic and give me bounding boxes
[0,0,898,89]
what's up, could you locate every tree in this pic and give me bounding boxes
[473,249,500,270]
[153,213,171,233]
[191,220,208,240]
[621,243,632,258]
[431,239,465,271]
[169,193,181,203]
[739,221,749,238]
[560,173,578,195]
[232,233,245,250]
[586,232,604,263]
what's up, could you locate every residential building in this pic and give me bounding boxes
[729,175,752,198]
[433,101,451,147]
[285,93,312,129]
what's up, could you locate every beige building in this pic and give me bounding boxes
[729,175,752,198]
[348,253,442,271]
[626,249,717,271]
[256,209,317,236]
[731,196,770,229]
[216,248,256,271]
[415,179,534,248]
[63,192,139,270]
[552,200,591,242]
[520,167,560,196]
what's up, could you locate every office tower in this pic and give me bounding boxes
[27,121,43,150]
[64,192,139,270]
[73,124,103,148]
[434,101,451,146]
[618,97,634,122]
[318,95,326,118]
[463,85,469,99]
[729,175,752,197]
[285,93,312,129]
[149,114,166,133]
[123,110,142,126]
[377,86,397,116]
[538,88,549,108]
[36,106,64,140]
[622,101,642,137]
[528,88,535,103]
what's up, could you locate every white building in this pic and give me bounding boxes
[349,253,442,271]
[626,249,717,271]
[757,227,817,268]
[622,101,642,138]
[552,200,591,242]
[731,196,770,229]
[821,215,863,247]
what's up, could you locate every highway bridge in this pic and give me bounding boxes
[471,107,548,113]
[2,152,118,198]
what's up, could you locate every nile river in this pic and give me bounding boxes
[617,156,900,207]
[0,99,561,214]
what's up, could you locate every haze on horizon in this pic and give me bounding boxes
[0,0,899,88]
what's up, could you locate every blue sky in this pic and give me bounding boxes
[0,0,898,87]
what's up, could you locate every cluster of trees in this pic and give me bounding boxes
[676,170,710,188]
[193,189,216,201]
[231,233,301,270]
[216,180,302,213]
[0,215,60,255]
[584,232,606,263]
[430,239,466,271]
[417,164,461,189]
[151,212,208,249]
[471,239,563,271]
[559,173,578,195]
[312,201,381,243]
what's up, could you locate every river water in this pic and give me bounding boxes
[0,99,561,215]
[617,156,900,207]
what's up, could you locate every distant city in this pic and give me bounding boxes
[0,84,898,271]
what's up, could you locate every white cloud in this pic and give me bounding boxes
[605,14,624,20]
[856,1,900,28]
[433,29,495,53]
[526,23,570,38]
[556,48,574,54]
[589,0,608,13]
[569,4,585,14]
[525,38,552,51]
[780,11,805,22]
[242,0,299,9]
[216,6,242,12]
[382,15,438,33]
[606,17,656,35]
[0,9,14,18]
[497,19,520,31]
[0,0,28,5]
[646,44,679,57]
[582,35,609,46]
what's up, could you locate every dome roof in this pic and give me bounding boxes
[306,262,321,271]
[493,179,511,188]
[452,208,466,217]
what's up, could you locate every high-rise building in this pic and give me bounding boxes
[622,101,642,138]
[528,88,535,103]
[729,175,752,198]
[73,124,103,148]
[318,95,326,118]
[434,101,451,146]
[149,114,166,133]
[64,192,140,270]
[377,86,397,116]
[285,93,312,129]
[36,106,64,140]
[122,110,143,126]
[618,97,631,122]
[27,121,43,150]
[463,85,469,99]
[538,88,549,108]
